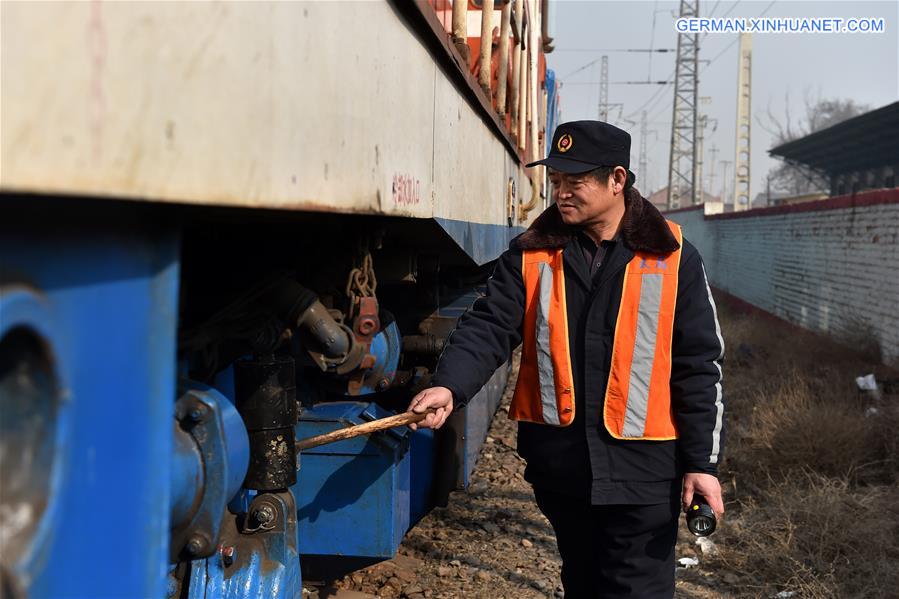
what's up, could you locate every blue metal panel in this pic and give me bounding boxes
[1,224,180,596]
[292,402,411,560]
[408,427,434,526]
[462,363,510,487]
[433,218,526,265]
[546,69,560,142]
[432,290,510,489]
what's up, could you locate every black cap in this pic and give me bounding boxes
[527,120,636,186]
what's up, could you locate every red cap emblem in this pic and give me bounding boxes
[557,134,573,153]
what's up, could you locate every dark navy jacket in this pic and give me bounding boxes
[430,191,725,505]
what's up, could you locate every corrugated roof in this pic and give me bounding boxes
[769,101,899,175]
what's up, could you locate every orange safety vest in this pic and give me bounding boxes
[509,221,684,440]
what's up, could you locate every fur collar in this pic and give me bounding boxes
[512,188,680,254]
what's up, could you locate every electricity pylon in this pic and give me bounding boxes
[666,0,699,210]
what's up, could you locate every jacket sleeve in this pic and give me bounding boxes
[429,247,525,408]
[670,241,725,476]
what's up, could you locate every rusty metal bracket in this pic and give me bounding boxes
[347,297,381,395]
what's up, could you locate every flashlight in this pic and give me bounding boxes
[686,494,717,537]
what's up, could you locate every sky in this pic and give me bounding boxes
[545,0,899,202]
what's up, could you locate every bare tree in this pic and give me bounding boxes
[758,93,869,197]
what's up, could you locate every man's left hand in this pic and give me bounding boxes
[682,473,724,520]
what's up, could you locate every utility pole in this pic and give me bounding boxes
[597,55,609,121]
[666,0,699,210]
[733,32,752,211]
[708,146,719,199]
[694,96,713,204]
[638,111,659,193]
[720,159,732,206]
[639,110,648,190]
[696,115,707,203]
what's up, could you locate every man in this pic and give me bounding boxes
[408,121,725,598]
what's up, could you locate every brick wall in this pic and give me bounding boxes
[666,189,899,364]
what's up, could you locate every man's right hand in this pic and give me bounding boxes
[682,473,725,521]
[407,386,454,431]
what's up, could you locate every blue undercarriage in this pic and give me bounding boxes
[0,204,510,597]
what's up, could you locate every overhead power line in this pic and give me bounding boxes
[560,52,675,81]
[553,48,675,53]
[700,0,776,73]
[648,0,661,80]
[562,81,671,86]
[718,0,742,20]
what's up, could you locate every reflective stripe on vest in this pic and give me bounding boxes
[509,221,683,440]
[509,248,575,426]
[604,221,683,439]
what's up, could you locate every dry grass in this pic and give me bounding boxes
[708,301,899,598]
[713,475,899,598]
[737,372,898,485]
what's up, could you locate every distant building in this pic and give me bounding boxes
[769,101,899,197]
[646,188,668,212]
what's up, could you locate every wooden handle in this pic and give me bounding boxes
[295,409,436,451]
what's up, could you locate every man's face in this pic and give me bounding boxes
[548,167,625,227]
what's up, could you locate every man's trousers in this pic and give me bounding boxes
[533,487,679,599]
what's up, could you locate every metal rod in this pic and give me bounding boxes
[452,0,469,64]
[496,1,511,116]
[478,0,494,95]
[510,0,522,135]
[517,42,527,150]
[528,0,539,163]
[517,0,527,151]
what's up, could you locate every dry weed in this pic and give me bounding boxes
[709,299,899,598]
[743,372,897,484]
[710,475,899,598]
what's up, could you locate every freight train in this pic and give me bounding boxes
[0,1,561,596]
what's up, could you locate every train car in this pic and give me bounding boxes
[0,1,558,596]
